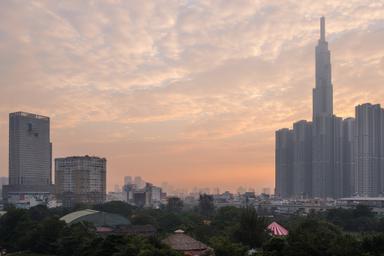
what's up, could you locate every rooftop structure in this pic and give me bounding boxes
[267,222,289,236]
[60,209,130,227]
[163,230,214,256]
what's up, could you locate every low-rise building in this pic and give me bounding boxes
[163,230,214,256]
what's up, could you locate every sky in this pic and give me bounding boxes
[0,0,384,192]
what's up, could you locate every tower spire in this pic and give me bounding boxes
[320,16,325,41]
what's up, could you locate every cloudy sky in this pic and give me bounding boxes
[0,0,383,192]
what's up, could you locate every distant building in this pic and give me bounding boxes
[107,192,124,202]
[55,156,106,207]
[354,104,384,197]
[134,176,143,189]
[124,176,132,185]
[123,182,162,208]
[0,177,8,200]
[275,18,374,199]
[342,118,355,197]
[3,112,54,207]
[261,187,271,195]
[275,128,294,198]
[292,120,312,198]
[0,177,8,187]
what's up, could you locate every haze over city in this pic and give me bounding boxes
[1,1,384,191]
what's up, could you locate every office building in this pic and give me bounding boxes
[3,112,54,206]
[55,156,106,207]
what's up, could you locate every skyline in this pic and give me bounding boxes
[1,1,384,191]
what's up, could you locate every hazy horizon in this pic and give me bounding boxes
[1,1,384,192]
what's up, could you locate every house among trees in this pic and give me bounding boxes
[163,230,215,256]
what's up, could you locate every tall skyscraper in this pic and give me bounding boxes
[275,17,345,199]
[311,17,343,198]
[3,112,53,204]
[354,104,384,197]
[275,128,294,198]
[275,17,384,199]
[55,156,107,207]
[292,120,312,198]
[313,17,333,118]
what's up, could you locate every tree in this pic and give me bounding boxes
[361,233,384,256]
[262,237,288,256]
[286,218,344,256]
[199,194,215,217]
[19,218,66,254]
[209,236,248,256]
[0,208,32,251]
[234,207,267,248]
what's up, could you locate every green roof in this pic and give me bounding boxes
[60,209,130,227]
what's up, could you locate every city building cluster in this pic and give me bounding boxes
[0,111,107,208]
[275,17,384,199]
[121,176,164,208]
[0,110,168,209]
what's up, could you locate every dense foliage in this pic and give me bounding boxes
[0,206,181,256]
[1,202,384,256]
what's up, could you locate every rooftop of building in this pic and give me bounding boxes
[60,209,130,227]
[55,155,106,161]
[10,111,49,120]
[339,197,384,201]
[162,230,212,252]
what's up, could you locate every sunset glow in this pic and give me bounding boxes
[1,1,384,191]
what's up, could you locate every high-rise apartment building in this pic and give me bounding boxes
[55,156,106,207]
[354,104,384,197]
[292,120,312,198]
[342,118,355,197]
[3,112,53,205]
[275,128,294,198]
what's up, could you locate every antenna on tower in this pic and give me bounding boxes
[320,16,325,41]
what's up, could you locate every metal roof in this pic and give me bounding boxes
[60,209,99,224]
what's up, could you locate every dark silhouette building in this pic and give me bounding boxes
[275,17,384,199]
